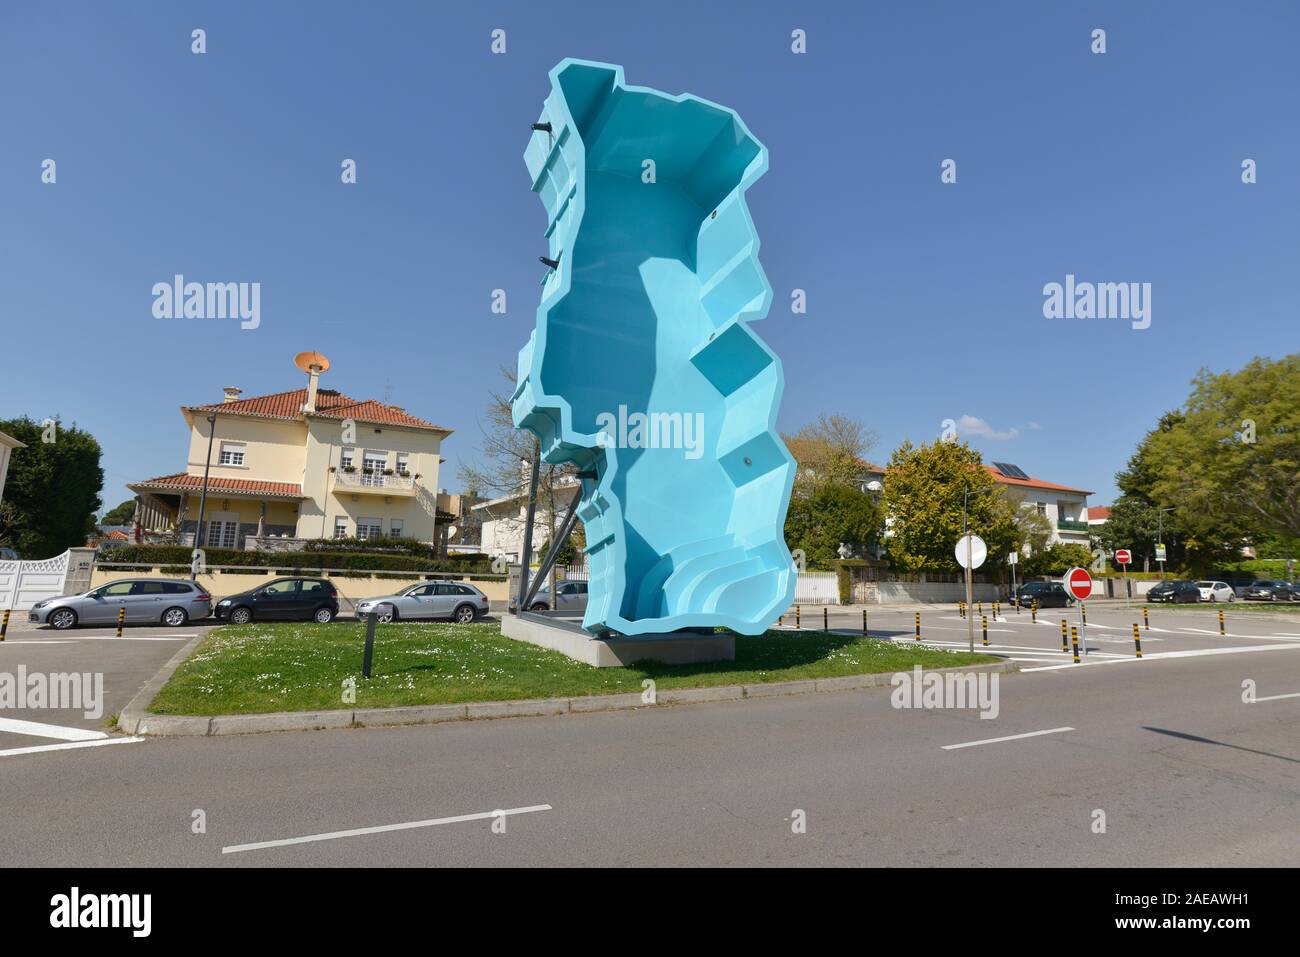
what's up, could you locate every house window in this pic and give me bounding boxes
[203,520,238,549]
[363,451,388,487]
[357,517,382,541]
[1035,503,1047,517]
[395,453,410,475]
[340,448,355,470]
[333,516,349,539]
[389,519,403,538]
[218,442,246,467]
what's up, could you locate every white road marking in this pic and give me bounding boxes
[1253,691,1300,703]
[0,737,143,758]
[1020,641,1300,672]
[221,803,554,855]
[942,727,1074,751]
[0,640,78,644]
[0,717,106,741]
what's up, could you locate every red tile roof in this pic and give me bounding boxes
[130,473,304,498]
[1088,506,1111,521]
[185,388,451,433]
[983,465,1093,496]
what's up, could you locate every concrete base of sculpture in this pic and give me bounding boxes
[501,611,735,668]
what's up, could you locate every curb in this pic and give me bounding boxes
[119,653,1018,738]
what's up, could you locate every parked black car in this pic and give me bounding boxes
[214,577,339,623]
[1008,580,1073,608]
[1147,580,1201,604]
[1243,580,1297,602]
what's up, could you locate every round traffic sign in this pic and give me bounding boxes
[1115,549,1132,565]
[1065,566,1093,601]
[955,534,987,570]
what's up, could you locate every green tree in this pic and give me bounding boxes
[101,499,137,526]
[1144,355,1299,544]
[1022,542,1095,577]
[0,417,104,556]
[881,439,1016,574]
[784,482,881,570]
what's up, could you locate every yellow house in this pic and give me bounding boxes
[129,359,452,549]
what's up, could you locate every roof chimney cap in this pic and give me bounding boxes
[223,387,242,403]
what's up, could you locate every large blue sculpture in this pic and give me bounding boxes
[514,59,795,637]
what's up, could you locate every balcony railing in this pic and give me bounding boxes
[1057,519,1089,533]
[334,470,415,493]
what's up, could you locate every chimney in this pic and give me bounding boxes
[223,387,242,403]
[303,363,322,412]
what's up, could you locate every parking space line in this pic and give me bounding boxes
[1253,691,1300,703]
[221,803,554,854]
[942,727,1074,751]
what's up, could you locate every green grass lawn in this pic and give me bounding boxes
[148,621,1000,716]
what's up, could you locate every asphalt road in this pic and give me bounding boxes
[0,604,1296,867]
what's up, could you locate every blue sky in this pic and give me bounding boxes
[2,1,1296,512]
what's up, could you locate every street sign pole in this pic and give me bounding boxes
[965,536,974,653]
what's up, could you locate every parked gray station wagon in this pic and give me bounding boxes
[354,581,489,624]
[29,579,212,630]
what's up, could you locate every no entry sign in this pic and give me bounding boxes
[1065,566,1094,601]
[1115,549,1132,565]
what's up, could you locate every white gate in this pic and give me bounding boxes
[794,571,839,604]
[0,550,72,611]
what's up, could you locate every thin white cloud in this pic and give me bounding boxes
[956,415,1021,441]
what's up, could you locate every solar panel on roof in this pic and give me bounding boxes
[992,462,1029,479]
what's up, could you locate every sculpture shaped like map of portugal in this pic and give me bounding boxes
[514,59,796,637]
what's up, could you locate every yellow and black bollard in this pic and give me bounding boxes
[862,608,868,636]
[993,600,999,620]
[1133,622,1142,658]
[795,604,801,630]
[959,600,965,620]
[1071,626,1081,664]
[914,611,921,640]
[1015,595,1021,615]
[981,614,988,646]
[1031,599,1038,623]
[0,608,9,641]
[823,606,828,631]
[1219,608,1225,636]
[116,605,126,637]
[1143,605,1149,631]
[1060,619,1069,653]
[977,601,983,619]
[1081,602,1087,626]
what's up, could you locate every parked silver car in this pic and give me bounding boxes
[29,578,212,630]
[526,579,589,614]
[355,581,489,624]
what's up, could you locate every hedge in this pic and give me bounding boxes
[102,545,493,574]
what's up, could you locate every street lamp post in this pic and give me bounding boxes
[191,414,217,580]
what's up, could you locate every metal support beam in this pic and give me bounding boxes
[522,482,585,612]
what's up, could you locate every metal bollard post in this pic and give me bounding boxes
[862,608,867,636]
[1219,608,1225,636]
[823,606,828,631]
[981,614,988,646]
[1143,605,1149,631]
[0,608,9,641]
[362,611,377,678]
[914,611,921,640]
[116,605,125,638]
[1071,626,1080,664]
[795,604,801,630]
[1133,622,1142,658]
[1060,619,1068,653]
